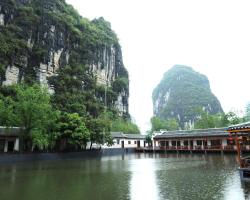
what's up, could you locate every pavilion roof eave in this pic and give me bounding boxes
[227,121,250,132]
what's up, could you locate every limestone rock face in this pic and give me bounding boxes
[152,65,223,129]
[0,0,129,116]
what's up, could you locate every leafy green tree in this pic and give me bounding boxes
[222,111,241,126]
[15,85,52,132]
[86,116,112,149]
[194,110,241,129]
[166,119,179,131]
[194,113,216,129]
[0,95,17,126]
[0,84,58,151]
[30,110,60,151]
[111,118,140,134]
[146,131,153,147]
[56,112,90,150]
[244,103,250,121]
[49,64,104,118]
[151,117,166,131]
[30,128,50,151]
[151,116,179,131]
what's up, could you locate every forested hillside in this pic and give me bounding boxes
[152,65,223,129]
[0,0,139,151]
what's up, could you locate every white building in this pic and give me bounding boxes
[102,132,147,149]
[0,127,20,153]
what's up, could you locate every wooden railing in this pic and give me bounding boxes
[157,145,250,151]
[223,145,234,150]
[158,145,225,150]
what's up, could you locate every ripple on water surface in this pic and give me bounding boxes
[0,153,248,200]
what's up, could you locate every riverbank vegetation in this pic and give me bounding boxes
[0,0,140,152]
[150,107,249,132]
[0,84,139,152]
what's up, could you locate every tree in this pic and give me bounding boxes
[145,131,153,147]
[15,85,52,132]
[194,112,216,129]
[223,111,241,126]
[166,119,179,131]
[151,116,179,132]
[56,113,90,150]
[14,84,57,151]
[194,110,241,129]
[111,118,140,134]
[86,115,112,149]
[244,103,250,121]
[0,95,17,126]
[151,117,166,131]
[0,84,58,151]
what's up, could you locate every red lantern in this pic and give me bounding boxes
[229,136,234,144]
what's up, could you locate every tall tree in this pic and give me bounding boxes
[111,118,140,134]
[0,84,58,151]
[86,114,113,149]
[245,103,250,121]
[151,116,179,132]
[56,112,90,150]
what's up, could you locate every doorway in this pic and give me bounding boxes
[137,141,140,148]
[0,140,4,152]
[8,141,14,152]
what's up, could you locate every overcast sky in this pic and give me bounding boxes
[66,0,250,133]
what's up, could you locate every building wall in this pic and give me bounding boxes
[0,137,19,153]
[154,137,232,149]
[102,138,146,149]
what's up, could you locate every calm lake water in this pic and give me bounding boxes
[0,153,249,200]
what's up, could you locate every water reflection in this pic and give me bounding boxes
[241,182,250,200]
[129,159,159,200]
[0,153,250,200]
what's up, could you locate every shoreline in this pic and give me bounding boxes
[0,148,136,164]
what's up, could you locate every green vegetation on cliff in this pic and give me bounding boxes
[0,0,139,151]
[152,65,223,129]
[0,0,129,114]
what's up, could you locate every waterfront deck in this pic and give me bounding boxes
[151,127,250,154]
[136,146,250,153]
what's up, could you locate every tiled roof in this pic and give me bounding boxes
[111,132,126,138]
[0,127,22,136]
[111,132,146,140]
[227,122,250,132]
[154,128,229,139]
[125,134,146,139]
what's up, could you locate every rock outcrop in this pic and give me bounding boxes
[0,0,129,116]
[152,65,223,129]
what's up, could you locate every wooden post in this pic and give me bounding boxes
[4,140,8,153]
[236,136,242,167]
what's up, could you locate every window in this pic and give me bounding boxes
[211,140,221,146]
[117,139,120,145]
[196,140,202,146]
[227,139,235,145]
[134,141,137,144]
[128,141,131,144]
[160,141,165,146]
